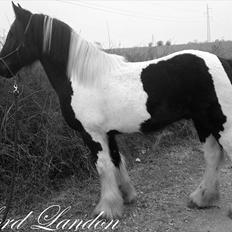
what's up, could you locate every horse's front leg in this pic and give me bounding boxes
[107,131,137,204]
[81,131,123,219]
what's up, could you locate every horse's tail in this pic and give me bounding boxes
[219,57,232,83]
[227,59,232,68]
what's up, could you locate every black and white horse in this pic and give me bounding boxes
[1,3,232,219]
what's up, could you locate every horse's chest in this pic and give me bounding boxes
[70,72,150,133]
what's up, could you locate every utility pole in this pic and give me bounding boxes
[106,21,111,49]
[206,4,211,42]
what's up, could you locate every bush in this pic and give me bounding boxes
[0,62,95,209]
[166,41,171,46]
[157,40,164,46]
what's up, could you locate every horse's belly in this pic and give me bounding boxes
[104,99,150,133]
[102,73,151,133]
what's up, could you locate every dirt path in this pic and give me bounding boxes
[118,140,232,232]
[14,137,232,232]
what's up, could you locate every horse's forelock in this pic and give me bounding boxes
[43,15,53,53]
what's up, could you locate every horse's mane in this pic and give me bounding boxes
[42,15,127,86]
[67,30,128,86]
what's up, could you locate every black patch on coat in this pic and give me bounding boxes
[40,58,84,131]
[140,53,226,142]
[81,131,103,164]
[41,59,103,164]
[218,57,232,84]
[38,15,85,132]
[107,130,121,167]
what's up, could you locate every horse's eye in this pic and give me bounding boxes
[8,31,13,38]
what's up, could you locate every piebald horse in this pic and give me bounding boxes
[1,3,232,219]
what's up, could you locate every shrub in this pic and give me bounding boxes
[0,63,94,209]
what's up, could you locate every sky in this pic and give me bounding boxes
[0,0,232,48]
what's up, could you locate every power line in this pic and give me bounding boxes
[80,0,202,21]
[146,1,204,14]
[206,4,211,42]
[106,21,111,49]
[56,0,203,23]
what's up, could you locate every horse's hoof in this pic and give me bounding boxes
[187,199,207,209]
[187,199,219,210]
[119,184,137,204]
[227,204,232,219]
[187,199,200,209]
[93,197,123,219]
[123,192,137,204]
[188,189,220,209]
[188,181,220,209]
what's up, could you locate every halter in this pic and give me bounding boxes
[0,14,33,77]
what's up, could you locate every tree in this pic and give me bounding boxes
[157,40,163,46]
[165,41,171,46]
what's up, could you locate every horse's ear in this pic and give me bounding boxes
[12,2,31,21]
[12,2,19,15]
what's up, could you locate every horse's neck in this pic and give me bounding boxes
[40,58,70,98]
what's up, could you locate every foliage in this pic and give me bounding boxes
[0,63,95,210]
[165,41,171,46]
[157,40,164,46]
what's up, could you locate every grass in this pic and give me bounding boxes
[0,40,231,214]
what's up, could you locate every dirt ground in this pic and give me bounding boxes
[7,137,232,232]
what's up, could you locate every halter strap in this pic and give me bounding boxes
[24,14,33,35]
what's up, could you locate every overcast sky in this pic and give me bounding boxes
[0,0,232,48]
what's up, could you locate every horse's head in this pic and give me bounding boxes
[0,3,41,78]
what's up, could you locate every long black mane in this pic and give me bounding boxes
[42,17,71,69]
[29,14,71,71]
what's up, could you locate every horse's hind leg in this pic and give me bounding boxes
[108,131,137,204]
[188,134,224,208]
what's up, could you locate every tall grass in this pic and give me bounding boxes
[0,63,94,212]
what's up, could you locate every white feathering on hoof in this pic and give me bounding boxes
[227,204,232,219]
